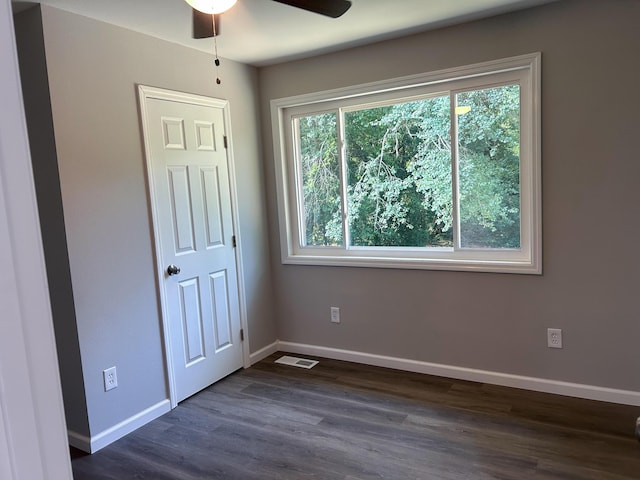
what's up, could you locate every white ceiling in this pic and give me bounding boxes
[12,0,555,66]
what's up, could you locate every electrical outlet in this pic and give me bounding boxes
[547,328,563,349]
[103,366,118,391]
[330,306,340,323]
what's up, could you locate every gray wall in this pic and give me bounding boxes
[259,0,640,392]
[14,6,89,438]
[18,5,276,437]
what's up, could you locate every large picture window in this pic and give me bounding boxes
[272,54,541,273]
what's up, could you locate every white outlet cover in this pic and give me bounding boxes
[547,328,563,349]
[103,366,118,391]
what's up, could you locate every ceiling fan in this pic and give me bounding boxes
[187,0,353,39]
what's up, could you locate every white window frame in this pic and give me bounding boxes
[271,53,541,274]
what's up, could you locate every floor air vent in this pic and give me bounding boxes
[275,355,318,369]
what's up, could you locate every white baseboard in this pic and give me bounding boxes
[67,430,91,453]
[249,340,279,365]
[277,341,640,407]
[69,340,640,454]
[69,399,171,453]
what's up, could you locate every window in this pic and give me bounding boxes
[271,53,541,274]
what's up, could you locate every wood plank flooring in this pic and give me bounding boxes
[71,353,640,479]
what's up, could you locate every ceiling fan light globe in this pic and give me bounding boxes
[184,0,237,15]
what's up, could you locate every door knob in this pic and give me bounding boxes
[166,264,181,276]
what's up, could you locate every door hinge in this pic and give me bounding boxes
[240,328,244,342]
[223,136,228,149]
[232,235,236,248]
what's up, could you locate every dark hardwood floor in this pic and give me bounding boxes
[71,353,640,479]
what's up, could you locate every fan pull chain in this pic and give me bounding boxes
[212,14,221,84]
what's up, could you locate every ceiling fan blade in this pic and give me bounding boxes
[192,8,221,39]
[272,0,352,18]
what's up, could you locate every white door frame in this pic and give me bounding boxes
[0,0,73,477]
[138,85,250,408]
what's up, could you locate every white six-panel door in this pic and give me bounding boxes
[139,87,244,404]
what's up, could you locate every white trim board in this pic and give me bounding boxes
[249,341,279,365]
[69,400,170,453]
[271,341,640,407]
[0,0,73,477]
[70,340,640,454]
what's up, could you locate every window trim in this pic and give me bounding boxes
[271,53,541,274]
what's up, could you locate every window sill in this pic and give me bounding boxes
[282,252,541,275]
